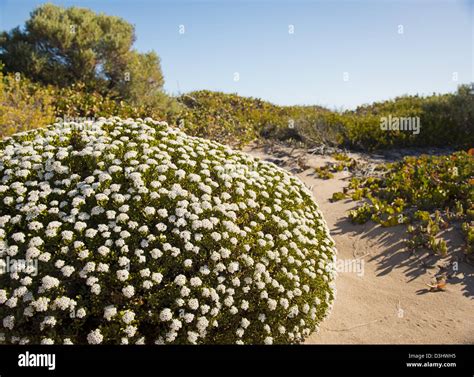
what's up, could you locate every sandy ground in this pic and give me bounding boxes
[246,144,474,344]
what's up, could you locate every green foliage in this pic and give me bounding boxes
[330,192,347,202]
[332,153,351,162]
[176,91,260,146]
[114,51,165,107]
[313,166,334,180]
[289,112,346,147]
[0,69,55,138]
[51,83,179,121]
[461,222,474,255]
[1,4,472,150]
[0,67,181,140]
[52,84,142,119]
[0,118,336,344]
[430,238,448,256]
[341,152,474,255]
[0,3,164,105]
[414,210,431,225]
[350,189,365,201]
[1,3,472,150]
[341,113,401,150]
[176,90,330,147]
[313,154,357,180]
[173,87,474,150]
[348,203,374,224]
[343,86,474,150]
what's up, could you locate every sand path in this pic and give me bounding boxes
[246,146,474,344]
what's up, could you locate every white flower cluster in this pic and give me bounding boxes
[0,117,336,344]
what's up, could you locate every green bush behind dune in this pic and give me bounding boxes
[1,3,472,150]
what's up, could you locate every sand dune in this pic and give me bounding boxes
[246,144,474,344]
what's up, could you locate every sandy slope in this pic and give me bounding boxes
[246,145,474,344]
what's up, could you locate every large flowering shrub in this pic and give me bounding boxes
[0,117,336,344]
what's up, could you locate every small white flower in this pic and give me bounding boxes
[91,284,101,295]
[104,306,117,321]
[122,310,135,324]
[264,336,273,345]
[160,308,173,322]
[76,308,86,318]
[187,331,198,344]
[174,274,186,286]
[40,276,60,291]
[3,315,14,330]
[190,277,202,287]
[183,259,192,268]
[116,269,129,281]
[11,232,26,243]
[144,207,155,216]
[61,230,74,241]
[87,329,103,344]
[188,298,199,310]
[122,285,135,298]
[85,229,98,238]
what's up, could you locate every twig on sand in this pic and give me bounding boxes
[352,249,371,260]
[321,318,383,332]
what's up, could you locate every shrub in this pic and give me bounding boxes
[51,82,182,122]
[176,86,474,150]
[342,152,474,255]
[345,85,474,150]
[0,118,336,344]
[292,112,346,147]
[177,91,264,146]
[177,90,329,147]
[0,70,55,138]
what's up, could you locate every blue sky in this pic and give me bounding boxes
[0,0,472,109]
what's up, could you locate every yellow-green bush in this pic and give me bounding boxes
[1,62,472,152]
[344,86,474,150]
[341,151,474,254]
[176,87,474,151]
[52,83,182,122]
[0,70,183,141]
[0,70,55,138]
[177,90,330,147]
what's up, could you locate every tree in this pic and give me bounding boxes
[116,51,165,105]
[0,3,164,104]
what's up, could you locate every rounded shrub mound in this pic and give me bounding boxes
[0,117,336,344]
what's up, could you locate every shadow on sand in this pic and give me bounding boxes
[332,214,474,298]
